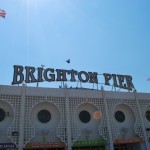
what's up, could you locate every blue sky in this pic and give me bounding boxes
[0,0,150,92]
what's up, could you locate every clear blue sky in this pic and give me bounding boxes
[0,0,150,93]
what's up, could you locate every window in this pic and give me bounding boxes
[79,110,91,123]
[115,111,125,122]
[37,110,51,123]
[0,108,5,122]
[146,111,150,121]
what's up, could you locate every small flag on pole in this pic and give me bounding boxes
[0,9,6,18]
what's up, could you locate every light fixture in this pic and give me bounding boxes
[12,131,19,136]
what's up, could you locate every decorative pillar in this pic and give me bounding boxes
[18,86,26,150]
[133,91,150,150]
[102,90,114,150]
[64,88,72,150]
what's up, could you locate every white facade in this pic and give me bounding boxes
[0,85,150,150]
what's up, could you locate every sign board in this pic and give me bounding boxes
[73,140,107,147]
[114,138,144,144]
[0,143,17,150]
[25,142,66,149]
[12,65,135,91]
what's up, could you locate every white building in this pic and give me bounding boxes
[0,85,150,150]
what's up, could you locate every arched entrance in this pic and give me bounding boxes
[113,104,143,150]
[72,103,106,150]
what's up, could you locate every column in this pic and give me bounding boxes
[64,88,72,150]
[18,86,26,150]
[102,90,114,150]
[133,91,150,150]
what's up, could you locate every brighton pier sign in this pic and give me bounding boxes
[12,65,135,91]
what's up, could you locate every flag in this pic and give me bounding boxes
[0,9,6,18]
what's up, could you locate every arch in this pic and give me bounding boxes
[0,100,14,143]
[74,102,103,141]
[30,101,61,143]
[113,103,137,139]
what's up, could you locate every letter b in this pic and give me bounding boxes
[12,65,24,84]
